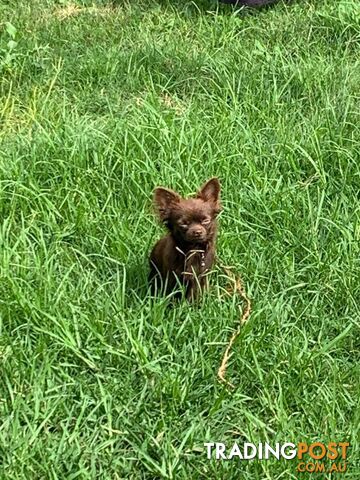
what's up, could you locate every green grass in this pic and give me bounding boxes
[0,0,359,478]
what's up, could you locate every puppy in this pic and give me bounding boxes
[149,178,221,300]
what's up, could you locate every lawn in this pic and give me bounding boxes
[0,0,359,478]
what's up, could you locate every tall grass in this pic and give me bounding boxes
[0,0,359,478]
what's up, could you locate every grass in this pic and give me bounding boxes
[0,0,359,478]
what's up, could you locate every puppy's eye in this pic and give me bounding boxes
[179,218,189,228]
[201,218,211,225]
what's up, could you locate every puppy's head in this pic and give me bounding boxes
[153,178,221,244]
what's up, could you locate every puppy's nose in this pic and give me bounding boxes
[193,229,203,237]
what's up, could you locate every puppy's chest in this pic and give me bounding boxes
[174,247,211,278]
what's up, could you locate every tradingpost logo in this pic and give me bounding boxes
[204,442,350,473]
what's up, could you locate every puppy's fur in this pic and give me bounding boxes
[149,178,221,300]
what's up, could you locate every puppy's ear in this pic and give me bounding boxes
[197,177,221,212]
[153,187,181,221]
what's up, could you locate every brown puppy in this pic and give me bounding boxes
[149,178,221,300]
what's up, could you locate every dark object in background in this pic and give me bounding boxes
[149,178,221,301]
[220,0,279,6]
